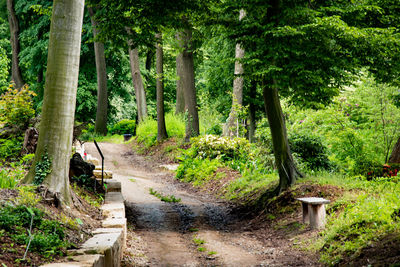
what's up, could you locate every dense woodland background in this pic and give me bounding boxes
[1,0,400,265]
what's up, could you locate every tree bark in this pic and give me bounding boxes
[88,7,108,135]
[155,33,168,141]
[248,80,256,143]
[175,49,185,114]
[389,136,400,163]
[128,47,148,122]
[6,0,24,89]
[223,9,246,137]
[145,47,154,72]
[23,0,85,205]
[263,79,302,193]
[177,28,199,142]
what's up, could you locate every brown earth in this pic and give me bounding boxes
[85,141,329,266]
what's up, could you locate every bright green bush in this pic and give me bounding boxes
[136,113,185,147]
[176,157,223,187]
[0,138,22,160]
[110,119,136,135]
[0,84,36,127]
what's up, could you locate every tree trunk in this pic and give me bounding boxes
[223,9,246,137]
[6,0,24,89]
[248,80,256,143]
[175,49,185,114]
[177,28,199,142]
[389,136,400,163]
[23,0,85,205]
[145,47,154,72]
[128,47,148,122]
[263,79,302,193]
[88,7,108,135]
[155,33,168,141]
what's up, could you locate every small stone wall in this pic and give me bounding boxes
[42,175,126,267]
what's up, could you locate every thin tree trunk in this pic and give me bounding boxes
[177,28,199,142]
[88,7,108,135]
[128,47,148,122]
[23,0,85,205]
[248,80,256,143]
[6,0,24,88]
[145,48,154,72]
[263,79,302,193]
[223,9,246,137]
[156,33,168,141]
[175,49,185,114]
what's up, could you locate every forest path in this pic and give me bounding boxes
[85,142,320,267]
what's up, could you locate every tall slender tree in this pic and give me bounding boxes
[6,0,24,88]
[175,51,185,115]
[155,33,168,141]
[224,9,246,137]
[128,46,148,122]
[88,6,108,135]
[23,0,85,204]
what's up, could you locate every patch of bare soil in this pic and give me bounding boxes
[0,184,103,266]
[85,141,330,266]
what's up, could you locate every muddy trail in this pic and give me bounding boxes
[85,142,321,267]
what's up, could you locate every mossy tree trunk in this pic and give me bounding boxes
[88,7,108,135]
[6,0,24,89]
[175,51,185,115]
[23,0,85,205]
[155,33,168,141]
[263,79,302,193]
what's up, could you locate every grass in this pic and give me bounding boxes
[129,178,136,182]
[0,163,25,189]
[149,188,181,203]
[136,113,185,148]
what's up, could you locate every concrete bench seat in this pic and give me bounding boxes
[297,197,330,229]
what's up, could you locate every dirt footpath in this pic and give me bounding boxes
[85,142,321,267]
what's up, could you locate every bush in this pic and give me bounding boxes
[0,138,22,160]
[289,133,331,171]
[190,135,251,162]
[176,157,222,187]
[110,119,136,135]
[0,84,36,127]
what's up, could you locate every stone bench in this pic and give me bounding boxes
[296,197,330,229]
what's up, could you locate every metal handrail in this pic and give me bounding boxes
[93,139,104,189]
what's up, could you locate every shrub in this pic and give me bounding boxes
[0,84,36,127]
[110,119,136,135]
[289,133,331,171]
[0,138,22,160]
[190,135,251,162]
[176,157,222,187]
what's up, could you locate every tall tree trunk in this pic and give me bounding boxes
[175,50,185,114]
[223,9,246,137]
[145,47,154,72]
[88,7,108,135]
[6,0,24,88]
[263,79,302,193]
[389,136,400,163]
[128,47,148,122]
[177,28,199,142]
[156,33,168,141]
[23,0,85,205]
[248,80,256,143]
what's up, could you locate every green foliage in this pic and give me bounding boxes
[136,113,185,147]
[289,133,331,171]
[0,46,9,92]
[190,135,251,162]
[0,138,22,160]
[0,84,36,127]
[0,204,68,257]
[176,157,222,187]
[149,188,181,203]
[0,162,24,189]
[110,119,136,135]
[34,153,52,185]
